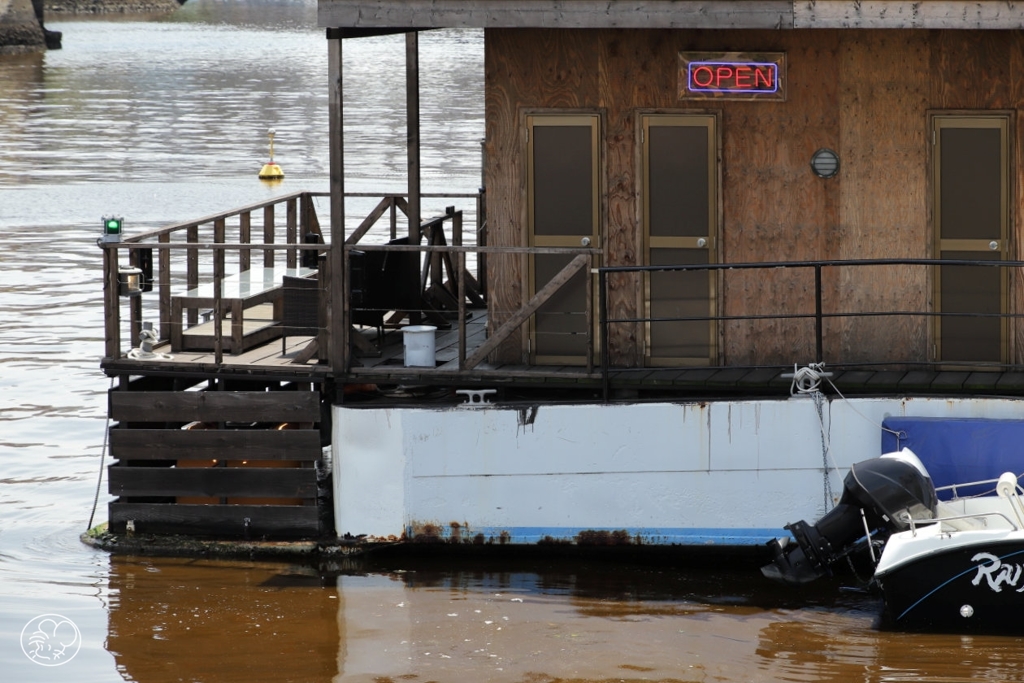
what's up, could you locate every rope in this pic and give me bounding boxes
[788,362,827,396]
[87,376,115,532]
[819,373,903,444]
[813,390,835,508]
[127,323,173,361]
[787,364,837,510]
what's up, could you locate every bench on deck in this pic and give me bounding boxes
[171,266,316,354]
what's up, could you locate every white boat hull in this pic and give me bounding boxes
[333,396,1024,547]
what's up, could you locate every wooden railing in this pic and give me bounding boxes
[100,191,328,365]
[100,189,511,372]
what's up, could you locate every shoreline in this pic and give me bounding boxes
[45,0,181,13]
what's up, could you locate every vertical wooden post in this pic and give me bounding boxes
[159,233,171,341]
[263,205,275,269]
[328,32,348,371]
[406,31,421,244]
[452,208,463,300]
[240,211,251,272]
[286,197,298,269]
[390,196,397,241]
[407,31,422,324]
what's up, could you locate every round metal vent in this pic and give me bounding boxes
[810,148,840,179]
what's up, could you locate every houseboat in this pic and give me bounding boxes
[92,1,1024,557]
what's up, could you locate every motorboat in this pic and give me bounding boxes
[762,448,1024,633]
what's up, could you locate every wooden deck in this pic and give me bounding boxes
[103,304,1024,400]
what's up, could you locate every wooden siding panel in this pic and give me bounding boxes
[599,29,648,366]
[721,31,840,365]
[110,429,322,461]
[932,30,1012,110]
[484,28,599,362]
[108,503,320,538]
[109,390,320,424]
[836,31,930,363]
[483,27,1024,368]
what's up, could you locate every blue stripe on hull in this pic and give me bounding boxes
[406,526,786,546]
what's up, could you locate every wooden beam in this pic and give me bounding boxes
[793,1,1024,29]
[108,503,320,538]
[319,1,1024,30]
[110,429,322,461]
[464,253,588,369]
[108,466,317,499]
[318,1,794,30]
[109,390,320,423]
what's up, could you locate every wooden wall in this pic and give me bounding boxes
[484,28,1024,367]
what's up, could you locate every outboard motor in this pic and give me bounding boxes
[762,449,938,585]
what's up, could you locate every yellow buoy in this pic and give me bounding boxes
[258,128,284,180]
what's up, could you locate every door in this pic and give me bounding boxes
[527,114,600,364]
[641,114,718,366]
[932,115,1009,364]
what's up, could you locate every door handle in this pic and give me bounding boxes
[697,238,707,248]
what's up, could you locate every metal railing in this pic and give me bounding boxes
[598,257,1024,393]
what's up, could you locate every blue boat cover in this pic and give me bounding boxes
[881,417,1024,499]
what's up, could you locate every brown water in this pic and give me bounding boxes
[2,1,1024,680]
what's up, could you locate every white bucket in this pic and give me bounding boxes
[402,325,437,367]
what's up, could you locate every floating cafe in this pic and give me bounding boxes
[85,1,1024,564]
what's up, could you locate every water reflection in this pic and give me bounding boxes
[102,554,1024,683]
[106,557,339,683]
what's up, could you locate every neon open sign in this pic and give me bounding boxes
[688,61,777,93]
[679,52,786,101]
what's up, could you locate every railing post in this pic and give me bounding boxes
[104,245,120,359]
[239,211,251,272]
[128,250,142,348]
[585,253,593,374]
[186,225,199,328]
[263,204,275,269]
[815,264,823,363]
[458,250,467,370]
[477,188,487,301]
[286,198,298,269]
[213,243,224,365]
[158,233,171,341]
[600,268,609,401]
[389,196,397,241]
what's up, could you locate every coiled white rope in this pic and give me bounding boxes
[788,362,828,396]
[127,322,173,361]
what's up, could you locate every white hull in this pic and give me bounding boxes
[333,396,1024,546]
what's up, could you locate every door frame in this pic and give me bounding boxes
[523,110,604,365]
[637,110,723,367]
[928,111,1012,365]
